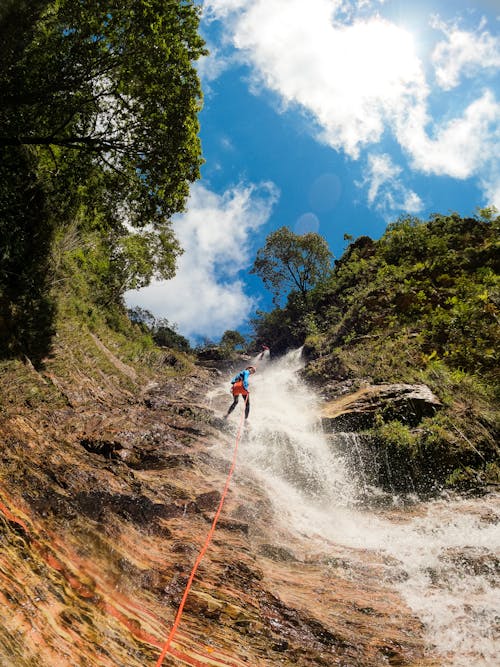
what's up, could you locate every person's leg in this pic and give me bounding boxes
[226,394,239,416]
[244,394,250,419]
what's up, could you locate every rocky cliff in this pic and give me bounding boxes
[0,331,435,666]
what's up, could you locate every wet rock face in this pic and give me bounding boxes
[0,364,430,667]
[435,547,500,586]
[321,383,442,431]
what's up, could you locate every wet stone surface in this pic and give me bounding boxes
[0,361,433,667]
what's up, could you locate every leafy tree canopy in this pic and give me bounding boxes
[128,307,190,352]
[219,329,246,354]
[0,0,206,360]
[251,226,333,303]
[0,0,206,230]
[252,212,499,376]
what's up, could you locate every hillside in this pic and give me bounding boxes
[2,3,498,665]
[0,213,498,665]
[0,310,436,667]
[252,212,500,493]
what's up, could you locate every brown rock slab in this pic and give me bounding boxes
[321,383,442,431]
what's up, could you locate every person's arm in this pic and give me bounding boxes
[242,369,250,390]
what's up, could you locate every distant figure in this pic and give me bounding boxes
[258,344,270,360]
[225,366,256,420]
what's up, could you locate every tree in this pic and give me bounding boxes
[127,306,157,331]
[251,227,332,303]
[127,307,190,352]
[0,145,56,362]
[219,329,246,356]
[152,319,191,353]
[0,0,206,287]
[0,1,207,360]
[0,0,206,225]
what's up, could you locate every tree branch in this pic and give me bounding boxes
[0,136,134,154]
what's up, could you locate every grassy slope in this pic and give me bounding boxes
[0,288,194,423]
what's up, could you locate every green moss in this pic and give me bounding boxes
[376,420,418,453]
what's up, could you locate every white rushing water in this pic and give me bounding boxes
[210,349,500,666]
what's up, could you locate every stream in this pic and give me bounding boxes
[212,349,500,666]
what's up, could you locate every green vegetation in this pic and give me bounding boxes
[252,212,500,492]
[193,329,250,364]
[219,329,247,357]
[0,273,196,420]
[128,306,191,353]
[305,212,499,379]
[251,226,332,304]
[0,0,206,364]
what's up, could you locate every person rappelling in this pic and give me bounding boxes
[258,344,270,360]
[224,365,256,420]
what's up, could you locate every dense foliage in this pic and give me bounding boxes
[0,0,206,363]
[128,306,191,353]
[253,213,499,377]
[312,212,498,376]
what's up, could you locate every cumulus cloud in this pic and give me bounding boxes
[205,0,425,158]
[431,18,500,90]
[397,90,500,179]
[203,0,500,211]
[204,0,247,20]
[242,1,422,157]
[359,154,423,219]
[125,181,279,340]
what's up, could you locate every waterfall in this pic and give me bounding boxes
[210,349,500,666]
[239,348,357,507]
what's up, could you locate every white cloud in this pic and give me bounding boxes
[397,90,500,179]
[125,181,279,340]
[203,0,500,211]
[360,153,423,219]
[223,0,424,158]
[204,0,247,20]
[364,154,397,204]
[220,136,235,151]
[431,19,500,90]
[480,169,500,209]
[196,46,233,85]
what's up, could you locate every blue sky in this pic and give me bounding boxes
[126,0,500,342]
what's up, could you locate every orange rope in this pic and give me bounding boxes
[155,395,248,667]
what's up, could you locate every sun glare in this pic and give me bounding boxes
[345,20,421,93]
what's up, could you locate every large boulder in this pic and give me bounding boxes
[321,383,442,431]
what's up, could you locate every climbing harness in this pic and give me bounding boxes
[154,395,248,667]
[231,378,248,396]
